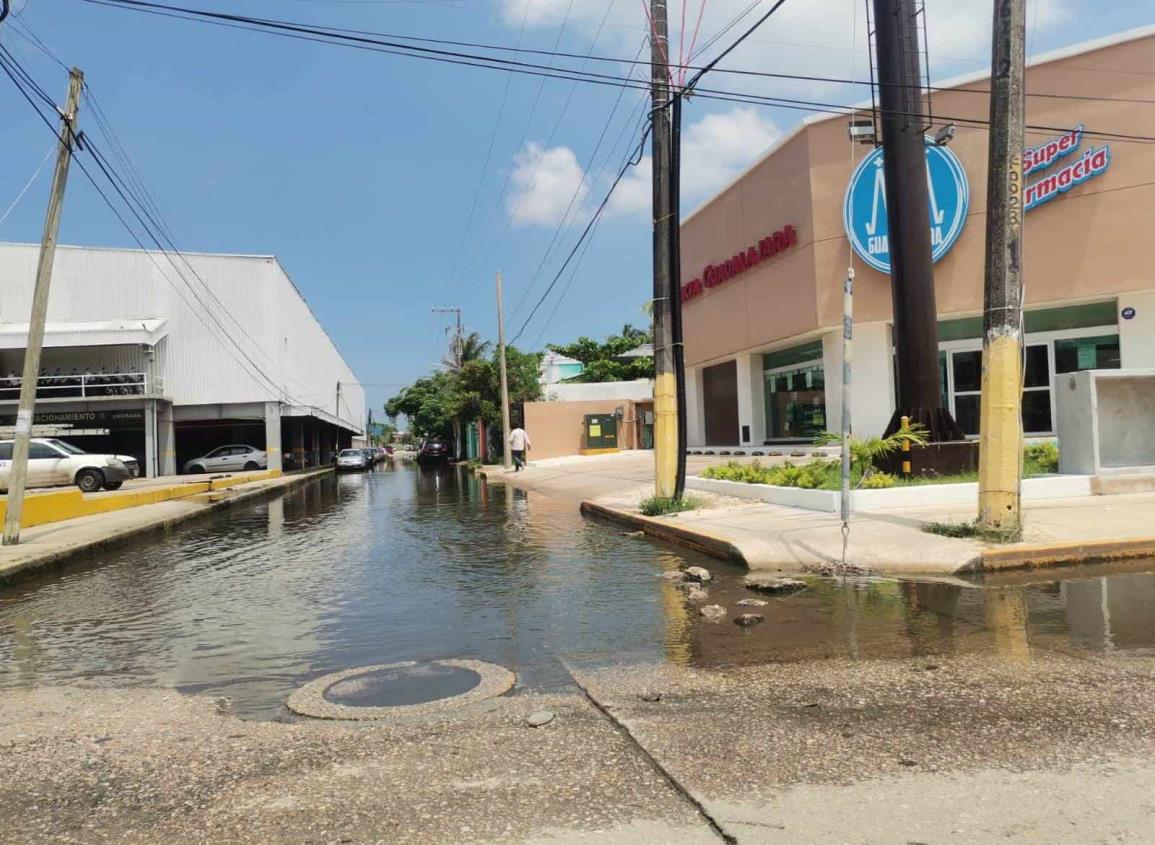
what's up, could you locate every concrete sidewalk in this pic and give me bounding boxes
[488,452,1155,575]
[0,468,331,584]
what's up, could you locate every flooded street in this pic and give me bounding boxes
[2,462,1155,720]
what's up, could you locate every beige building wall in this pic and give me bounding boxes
[683,28,1155,367]
[523,400,645,459]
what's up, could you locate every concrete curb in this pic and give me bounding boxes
[981,536,1155,570]
[0,468,333,586]
[579,501,747,564]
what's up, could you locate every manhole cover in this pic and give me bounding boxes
[287,659,515,720]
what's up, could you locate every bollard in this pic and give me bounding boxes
[900,414,912,476]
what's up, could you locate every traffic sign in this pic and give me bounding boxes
[843,141,970,275]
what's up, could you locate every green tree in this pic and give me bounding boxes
[443,331,492,371]
[547,326,653,384]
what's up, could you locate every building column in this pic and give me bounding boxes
[823,322,895,441]
[685,366,705,447]
[157,401,176,476]
[292,419,305,469]
[310,420,321,467]
[144,399,157,479]
[1119,290,1155,369]
[264,401,283,473]
[734,354,766,445]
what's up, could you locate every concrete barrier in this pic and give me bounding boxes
[0,470,282,529]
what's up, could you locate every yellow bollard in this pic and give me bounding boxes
[900,414,912,476]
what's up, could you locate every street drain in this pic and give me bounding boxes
[286,659,515,720]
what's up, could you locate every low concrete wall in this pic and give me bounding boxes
[687,474,1093,513]
[1057,368,1155,474]
[524,399,645,459]
[0,470,282,529]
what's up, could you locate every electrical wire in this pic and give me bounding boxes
[77,0,1155,107]
[0,145,54,228]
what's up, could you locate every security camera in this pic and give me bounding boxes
[934,123,956,146]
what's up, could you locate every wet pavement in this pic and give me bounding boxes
[2,462,1155,720]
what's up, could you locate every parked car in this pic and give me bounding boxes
[336,448,370,471]
[416,438,452,465]
[0,438,138,493]
[183,444,267,475]
[362,447,379,465]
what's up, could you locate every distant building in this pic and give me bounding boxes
[539,349,584,387]
[0,243,365,475]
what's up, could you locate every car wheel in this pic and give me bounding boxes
[76,468,105,493]
[244,461,260,471]
[188,464,205,474]
[104,481,124,491]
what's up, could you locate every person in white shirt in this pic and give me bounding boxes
[507,424,530,472]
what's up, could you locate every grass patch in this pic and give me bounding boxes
[922,519,1022,543]
[639,495,704,517]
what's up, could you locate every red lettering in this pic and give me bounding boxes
[783,224,797,246]
[1091,147,1109,170]
[1058,166,1073,189]
[746,246,758,266]
[759,238,772,259]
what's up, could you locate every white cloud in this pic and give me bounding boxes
[507,142,589,226]
[608,106,780,218]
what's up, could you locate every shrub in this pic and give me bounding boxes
[1024,442,1059,475]
[639,495,703,517]
[860,471,897,489]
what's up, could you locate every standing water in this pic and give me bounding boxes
[2,462,1154,718]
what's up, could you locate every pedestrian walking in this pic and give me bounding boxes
[508,423,530,472]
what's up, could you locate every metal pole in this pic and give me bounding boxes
[496,271,512,469]
[872,0,960,441]
[3,68,83,547]
[978,0,1026,535]
[840,269,854,526]
[650,0,677,499]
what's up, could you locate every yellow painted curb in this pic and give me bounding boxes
[0,469,283,529]
[579,448,621,456]
[981,536,1155,570]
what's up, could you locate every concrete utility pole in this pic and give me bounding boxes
[978,0,1027,535]
[872,0,961,440]
[650,0,678,499]
[496,271,512,469]
[3,68,83,547]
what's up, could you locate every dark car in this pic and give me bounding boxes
[416,438,452,465]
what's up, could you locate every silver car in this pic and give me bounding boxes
[336,448,369,471]
[183,444,268,475]
[0,438,137,493]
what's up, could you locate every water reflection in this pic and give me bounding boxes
[1,462,1154,720]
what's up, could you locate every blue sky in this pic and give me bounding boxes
[0,0,1151,414]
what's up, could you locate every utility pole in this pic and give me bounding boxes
[872,0,961,441]
[978,0,1027,535]
[3,68,83,547]
[432,305,464,458]
[496,271,512,469]
[650,0,678,499]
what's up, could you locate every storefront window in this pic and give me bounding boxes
[1054,335,1120,373]
[763,351,827,441]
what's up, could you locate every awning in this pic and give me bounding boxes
[0,318,168,349]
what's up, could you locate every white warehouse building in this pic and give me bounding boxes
[0,243,365,476]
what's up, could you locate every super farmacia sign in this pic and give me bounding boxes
[842,126,1111,273]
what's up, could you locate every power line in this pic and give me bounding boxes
[78,0,1155,106]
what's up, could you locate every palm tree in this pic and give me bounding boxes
[443,331,492,371]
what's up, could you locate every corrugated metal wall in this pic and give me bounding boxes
[0,244,366,431]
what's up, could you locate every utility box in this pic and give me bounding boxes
[1056,368,1155,475]
[583,414,618,451]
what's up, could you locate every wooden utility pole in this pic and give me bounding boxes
[3,68,83,547]
[496,271,512,469]
[978,0,1027,535]
[872,0,961,441]
[650,0,678,499]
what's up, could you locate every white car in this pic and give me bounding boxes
[0,438,139,493]
[183,444,268,475]
[336,448,370,471]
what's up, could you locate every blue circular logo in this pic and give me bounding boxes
[843,141,970,274]
[1121,306,1136,320]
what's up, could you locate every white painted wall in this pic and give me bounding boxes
[0,243,365,432]
[1119,290,1155,369]
[822,322,894,439]
[686,366,704,446]
[735,355,755,445]
[543,379,653,402]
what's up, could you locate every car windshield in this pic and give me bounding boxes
[339,449,361,457]
[46,439,86,455]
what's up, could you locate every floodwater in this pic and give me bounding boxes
[1,462,1154,719]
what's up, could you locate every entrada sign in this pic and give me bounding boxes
[681,224,797,303]
[843,141,970,275]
